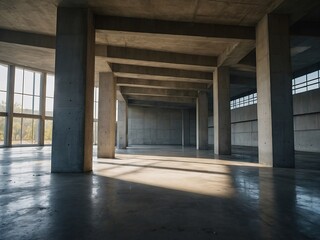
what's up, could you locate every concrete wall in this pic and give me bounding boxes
[127,89,319,151]
[207,89,320,152]
[128,106,182,145]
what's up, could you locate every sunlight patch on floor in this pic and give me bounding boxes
[94,153,262,198]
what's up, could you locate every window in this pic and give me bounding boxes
[292,70,320,94]
[0,62,58,146]
[14,68,41,115]
[46,74,54,117]
[0,64,8,146]
[0,116,5,145]
[12,117,39,145]
[230,93,257,110]
[44,119,53,144]
[0,64,8,112]
[231,69,320,110]
[93,121,98,145]
[93,87,99,145]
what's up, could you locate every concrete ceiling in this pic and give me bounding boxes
[0,0,284,35]
[0,0,320,108]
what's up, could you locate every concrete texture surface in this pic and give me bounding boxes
[1,0,320,111]
[51,7,94,173]
[1,145,320,239]
[98,73,116,158]
[225,88,320,152]
[128,106,182,145]
[213,67,231,155]
[256,14,294,167]
[117,100,128,149]
[196,92,208,150]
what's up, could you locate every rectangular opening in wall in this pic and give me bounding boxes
[46,74,55,117]
[0,64,8,113]
[14,68,41,115]
[93,87,99,145]
[44,119,53,144]
[93,121,98,145]
[0,116,6,146]
[12,117,39,145]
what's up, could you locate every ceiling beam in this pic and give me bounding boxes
[126,95,196,104]
[116,86,126,102]
[112,64,213,83]
[121,86,198,98]
[218,41,255,66]
[97,45,217,72]
[129,100,194,109]
[128,100,194,109]
[0,29,55,49]
[95,15,255,41]
[116,78,209,91]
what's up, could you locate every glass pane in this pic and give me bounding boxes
[0,64,8,91]
[22,118,33,144]
[116,100,118,121]
[46,98,54,116]
[15,68,23,93]
[34,96,40,115]
[93,121,98,145]
[0,91,6,111]
[23,95,33,114]
[32,119,39,144]
[308,79,318,86]
[307,71,318,80]
[295,75,306,85]
[46,74,55,97]
[34,73,41,96]
[296,87,306,94]
[44,120,53,144]
[14,93,23,113]
[23,70,34,95]
[94,87,99,102]
[94,102,98,119]
[0,116,5,145]
[12,117,22,145]
[21,118,39,144]
[307,84,319,91]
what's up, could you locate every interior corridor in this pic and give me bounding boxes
[1,146,319,239]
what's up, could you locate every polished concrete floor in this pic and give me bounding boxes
[0,146,320,239]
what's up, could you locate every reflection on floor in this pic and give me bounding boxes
[0,145,320,239]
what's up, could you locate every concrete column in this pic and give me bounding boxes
[213,67,231,155]
[256,14,294,167]
[98,72,116,158]
[117,100,128,149]
[196,92,208,150]
[182,109,190,146]
[52,7,95,173]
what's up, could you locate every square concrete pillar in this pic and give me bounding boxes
[117,100,128,149]
[52,7,95,173]
[98,72,116,158]
[196,91,208,150]
[213,67,231,155]
[256,14,294,168]
[182,109,190,146]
